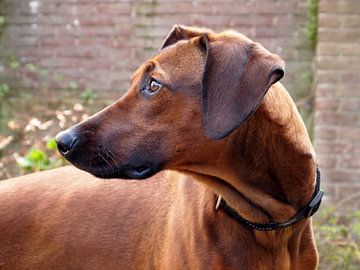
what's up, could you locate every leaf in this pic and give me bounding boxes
[352,223,360,237]
[46,138,57,151]
[16,157,34,169]
[69,81,79,90]
[25,63,37,72]
[0,84,10,97]
[9,61,20,69]
[27,149,48,162]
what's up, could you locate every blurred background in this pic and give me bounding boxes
[0,0,359,268]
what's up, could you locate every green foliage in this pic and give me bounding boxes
[55,74,65,81]
[315,207,360,270]
[25,63,37,72]
[0,83,9,98]
[9,60,19,69]
[0,9,5,36]
[17,138,64,172]
[46,138,57,151]
[0,16,5,27]
[304,0,318,50]
[81,88,97,103]
[295,70,315,141]
[69,81,79,90]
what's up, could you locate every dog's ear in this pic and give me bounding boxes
[201,36,285,140]
[160,24,213,50]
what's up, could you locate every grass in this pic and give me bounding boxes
[314,206,360,269]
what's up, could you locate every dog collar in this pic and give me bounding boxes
[215,167,323,231]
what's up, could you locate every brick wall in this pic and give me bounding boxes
[0,0,312,99]
[2,0,359,203]
[315,0,360,203]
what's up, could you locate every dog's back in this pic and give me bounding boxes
[0,167,176,269]
[1,167,262,270]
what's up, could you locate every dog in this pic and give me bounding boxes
[0,25,321,270]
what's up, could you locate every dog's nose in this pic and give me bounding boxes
[55,130,79,156]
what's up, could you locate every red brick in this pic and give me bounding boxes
[6,25,54,37]
[315,126,337,140]
[138,2,197,14]
[336,84,360,97]
[2,36,38,47]
[318,14,341,28]
[317,154,337,168]
[96,3,132,15]
[316,43,341,56]
[38,37,75,47]
[253,15,274,26]
[334,185,360,209]
[315,141,350,154]
[317,56,360,70]
[341,72,360,84]
[316,83,337,97]
[323,169,360,184]
[22,48,54,57]
[295,49,314,61]
[342,44,360,56]
[5,15,40,24]
[255,26,295,38]
[315,98,340,111]
[55,47,97,58]
[338,127,360,141]
[318,28,360,43]
[320,183,337,201]
[200,3,253,15]
[57,26,132,37]
[253,2,299,15]
[316,70,338,83]
[55,3,97,16]
[316,112,358,126]
[349,144,360,154]
[339,155,360,169]
[274,14,302,27]
[339,99,360,112]
[319,0,360,14]
[342,15,360,28]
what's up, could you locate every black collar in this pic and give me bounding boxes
[216,167,323,231]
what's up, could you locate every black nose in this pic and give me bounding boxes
[55,130,79,156]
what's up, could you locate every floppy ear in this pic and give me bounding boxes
[201,37,285,140]
[160,24,213,50]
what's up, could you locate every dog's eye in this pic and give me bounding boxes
[149,80,162,93]
[143,79,163,95]
[142,79,163,96]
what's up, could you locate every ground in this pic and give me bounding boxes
[0,91,106,179]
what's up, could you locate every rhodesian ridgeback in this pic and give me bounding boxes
[0,25,322,269]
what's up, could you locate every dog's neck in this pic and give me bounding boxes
[229,87,315,219]
[193,83,317,226]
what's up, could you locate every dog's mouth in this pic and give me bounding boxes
[79,163,157,180]
[123,165,153,179]
[56,132,161,180]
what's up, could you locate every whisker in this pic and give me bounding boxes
[103,146,116,176]
[88,154,93,171]
[112,154,122,173]
[97,147,109,176]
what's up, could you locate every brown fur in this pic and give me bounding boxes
[0,25,318,269]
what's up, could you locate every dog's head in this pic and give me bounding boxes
[56,25,284,179]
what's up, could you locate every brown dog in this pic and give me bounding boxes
[0,25,320,269]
